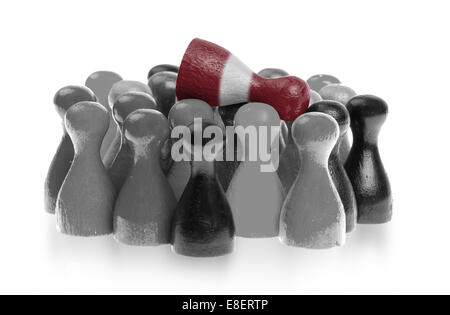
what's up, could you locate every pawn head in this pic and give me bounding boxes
[54,85,97,118]
[258,68,289,79]
[64,102,110,148]
[147,71,178,117]
[319,84,356,106]
[307,74,341,93]
[113,92,157,126]
[309,89,323,106]
[292,112,339,157]
[148,64,179,80]
[85,71,122,105]
[307,100,350,137]
[123,109,170,148]
[346,95,388,141]
[108,80,152,109]
[235,102,280,128]
[168,99,216,128]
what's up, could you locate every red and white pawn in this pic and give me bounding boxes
[176,38,310,121]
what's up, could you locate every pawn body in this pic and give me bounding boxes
[108,92,157,192]
[227,103,284,238]
[307,101,358,233]
[309,90,322,106]
[277,121,300,195]
[319,83,357,163]
[176,38,310,121]
[172,124,235,257]
[148,71,177,117]
[45,86,97,214]
[280,113,345,249]
[103,80,153,168]
[56,102,115,236]
[85,71,123,161]
[114,109,176,246]
[345,95,392,224]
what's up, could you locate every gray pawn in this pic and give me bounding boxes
[307,101,358,233]
[108,92,157,192]
[319,84,357,163]
[44,86,97,214]
[258,68,289,79]
[148,71,177,117]
[307,74,341,93]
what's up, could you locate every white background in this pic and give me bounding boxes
[0,0,449,295]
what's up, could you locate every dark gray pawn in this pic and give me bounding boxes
[345,95,393,224]
[108,92,157,192]
[307,101,358,233]
[44,86,97,214]
[307,74,341,93]
[147,64,179,80]
[148,71,177,117]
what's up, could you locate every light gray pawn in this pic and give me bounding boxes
[280,112,346,249]
[258,68,289,79]
[309,90,322,106]
[56,102,115,236]
[319,84,357,163]
[113,109,176,246]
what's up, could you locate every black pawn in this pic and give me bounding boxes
[345,95,392,224]
[147,64,179,80]
[148,71,177,117]
[307,101,358,232]
[172,124,235,257]
[216,103,247,191]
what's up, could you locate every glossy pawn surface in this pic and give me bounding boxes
[148,71,177,117]
[319,83,357,163]
[258,68,289,79]
[114,109,177,246]
[44,86,97,214]
[227,103,284,238]
[167,99,217,201]
[307,74,341,93]
[172,123,235,257]
[103,80,153,168]
[85,71,123,162]
[307,101,358,233]
[280,113,346,249]
[176,38,310,121]
[309,89,322,106]
[108,92,157,192]
[345,95,393,224]
[56,102,115,236]
[147,64,179,80]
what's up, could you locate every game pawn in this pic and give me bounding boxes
[56,102,115,236]
[345,95,393,224]
[102,80,153,168]
[108,92,158,192]
[172,121,235,257]
[227,103,284,238]
[44,86,97,214]
[280,112,346,249]
[148,71,177,117]
[114,109,177,246]
[147,64,179,80]
[307,74,341,93]
[308,101,358,233]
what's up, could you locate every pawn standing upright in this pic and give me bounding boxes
[345,95,393,224]
[85,71,123,162]
[56,102,115,236]
[44,86,97,214]
[108,92,157,192]
[114,109,177,246]
[227,103,284,238]
[167,99,217,200]
[148,71,178,117]
[307,101,358,233]
[280,112,346,249]
[172,122,235,257]
[319,83,357,163]
[103,80,153,168]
